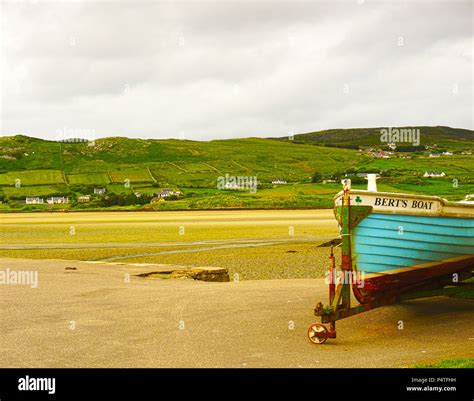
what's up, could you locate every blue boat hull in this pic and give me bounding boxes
[352,213,474,274]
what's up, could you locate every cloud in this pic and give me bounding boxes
[1,0,472,140]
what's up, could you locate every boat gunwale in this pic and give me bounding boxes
[334,189,474,209]
[334,189,474,218]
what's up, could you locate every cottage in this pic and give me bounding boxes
[442,151,453,156]
[428,153,440,158]
[78,195,91,203]
[94,188,106,195]
[155,189,182,198]
[271,179,287,185]
[47,196,69,204]
[25,197,44,204]
[370,150,390,159]
[423,171,446,178]
[224,182,242,190]
[387,142,397,150]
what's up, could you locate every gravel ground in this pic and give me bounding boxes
[1,257,473,368]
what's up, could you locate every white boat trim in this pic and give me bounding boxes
[334,190,474,218]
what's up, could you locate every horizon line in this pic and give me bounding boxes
[1,124,472,143]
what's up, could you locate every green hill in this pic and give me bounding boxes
[0,136,362,185]
[277,126,474,151]
[0,126,472,211]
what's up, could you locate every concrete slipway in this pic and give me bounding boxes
[0,257,472,368]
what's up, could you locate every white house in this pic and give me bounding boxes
[78,195,91,203]
[94,188,106,194]
[47,196,69,204]
[387,142,397,150]
[271,179,287,184]
[371,150,390,159]
[423,171,446,178]
[25,197,44,204]
[155,189,182,198]
[223,182,242,190]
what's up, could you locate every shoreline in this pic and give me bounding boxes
[0,205,334,215]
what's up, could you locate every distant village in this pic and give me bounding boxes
[358,143,472,159]
[22,178,300,205]
[25,188,184,205]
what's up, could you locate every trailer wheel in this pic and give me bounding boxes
[307,323,328,344]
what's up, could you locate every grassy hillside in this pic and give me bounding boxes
[0,136,362,186]
[0,127,472,211]
[277,126,474,151]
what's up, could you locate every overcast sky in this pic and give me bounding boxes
[0,0,472,141]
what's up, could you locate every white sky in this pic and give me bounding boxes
[1,0,472,141]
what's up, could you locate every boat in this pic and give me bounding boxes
[308,175,474,344]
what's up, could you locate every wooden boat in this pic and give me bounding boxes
[335,187,474,294]
[308,178,474,344]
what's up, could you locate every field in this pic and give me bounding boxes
[1,185,70,197]
[0,210,339,280]
[106,183,134,194]
[67,172,110,185]
[109,169,153,184]
[0,130,472,211]
[0,170,65,186]
[415,358,474,368]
